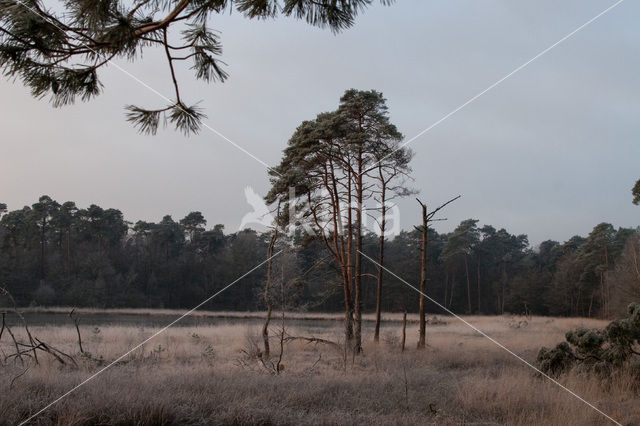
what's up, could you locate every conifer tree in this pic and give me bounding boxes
[266,89,412,353]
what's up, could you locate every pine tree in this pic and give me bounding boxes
[440,219,479,313]
[266,88,412,354]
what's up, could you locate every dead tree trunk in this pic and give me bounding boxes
[69,309,84,354]
[262,232,276,358]
[262,202,280,358]
[401,311,407,352]
[416,195,460,348]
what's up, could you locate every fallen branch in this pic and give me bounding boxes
[3,321,24,365]
[0,286,78,368]
[9,366,29,390]
[0,312,5,343]
[282,336,341,350]
[34,338,78,367]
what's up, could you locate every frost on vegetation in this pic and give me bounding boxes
[537,302,640,376]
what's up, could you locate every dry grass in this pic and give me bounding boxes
[0,313,637,425]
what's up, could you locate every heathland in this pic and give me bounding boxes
[1,311,637,425]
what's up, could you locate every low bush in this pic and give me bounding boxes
[537,303,640,376]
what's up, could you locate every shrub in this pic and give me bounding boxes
[537,302,640,376]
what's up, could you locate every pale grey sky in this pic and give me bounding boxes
[1,0,638,245]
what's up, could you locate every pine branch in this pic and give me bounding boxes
[125,105,167,135]
[0,0,392,134]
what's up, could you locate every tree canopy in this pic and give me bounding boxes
[0,195,637,319]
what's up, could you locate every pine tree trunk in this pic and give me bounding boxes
[603,245,609,318]
[374,234,385,342]
[66,228,71,273]
[342,259,354,346]
[600,272,606,319]
[476,259,481,314]
[465,255,471,314]
[449,271,456,309]
[346,176,354,349]
[40,221,46,279]
[374,183,387,343]
[501,266,507,315]
[353,149,364,354]
[418,203,427,349]
[444,271,448,308]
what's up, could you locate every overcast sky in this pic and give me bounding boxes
[1,0,638,246]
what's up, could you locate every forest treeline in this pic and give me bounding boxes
[0,196,638,318]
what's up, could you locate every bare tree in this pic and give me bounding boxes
[261,203,281,358]
[415,196,460,349]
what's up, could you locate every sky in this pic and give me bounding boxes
[1,0,638,246]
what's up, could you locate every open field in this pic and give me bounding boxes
[0,313,637,425]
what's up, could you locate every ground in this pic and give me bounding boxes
[0,312,637,425]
